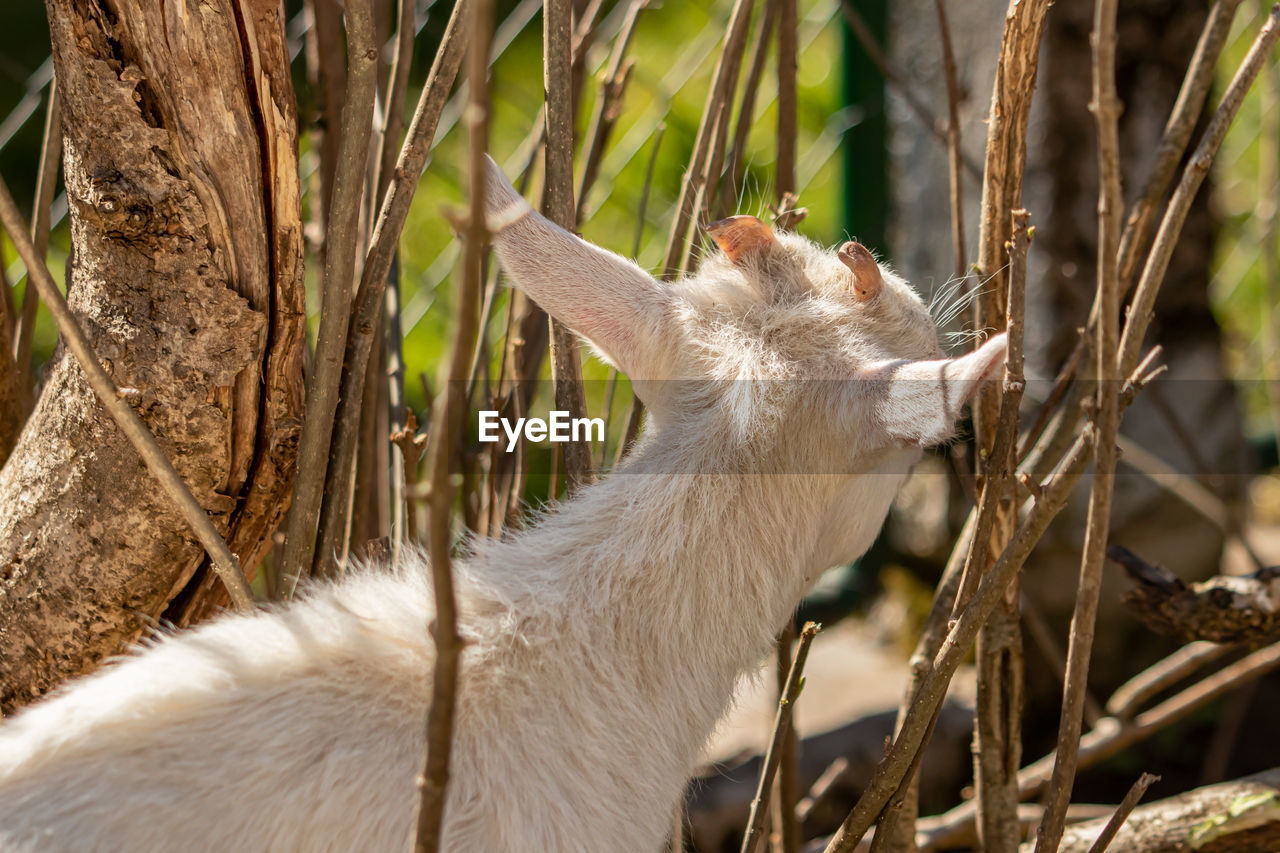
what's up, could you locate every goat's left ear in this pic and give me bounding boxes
[481,155,676,380]
[869,334,1008,445]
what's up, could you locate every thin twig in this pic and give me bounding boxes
[544,0,594,497]
[1020,593,1104,727]
[413,1,491,848]
[1084,773,1160,853]
[720,0,779,218]
[14,77,59,413]
[1117,5,1280,376]
[771,621,801,853]
[1033,0,1123,846]
[840,0,982,182]
[1262,0,1280,466]
[577,0,645,216]
[951,211,1032,618]
[660,0,755,280]
[796,757,851,824]
[934,0,966,282]
[279,0,379,593]
[391,409,427,545]
[0,175,254,610]
[1106,641,1229,719]
[970,210,1031,853]
[741,622,820,853]
[776,0,797,200]
[375,0,416,560]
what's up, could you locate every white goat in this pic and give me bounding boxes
[0,156,1006,852]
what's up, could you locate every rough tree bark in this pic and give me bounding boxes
[0,0,305,713]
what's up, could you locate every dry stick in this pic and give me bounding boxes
[934,0,966,282]
[1120,8,1280,377]
[0,175,254,609]
[1083,772,1160,853]
[1023,641,1280,803]
[1105,640,1229,719]
[544,0,594,497]
[577,0,645,216]
[949,11,1053,843]
[973,0,1050,345]
[660,0,756,280]
[390,409,427,546]
[741,622,821,853]
[374,0,415,202]
[771,6,799,852]
[796,758,851,824]
[317,0,418,576]
[771,623,801,853]
[14,77,59,409]
[822,430,1097,853]
[971,211,1032,853]
[720,0,779,219]
[1,224,13,338]
[377,0,416,556]
[840,0,982,183]
[1032,1,1123,847]
[315,0,470,578]
[775,0,797,200]
[413,0,491,847]
[279,0,378,595]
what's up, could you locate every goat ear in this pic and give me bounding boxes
[706,215,778,264]
[481,155,674,379]
[870,334,1008,445]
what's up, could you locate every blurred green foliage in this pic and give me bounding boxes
[1211,2,1280,443]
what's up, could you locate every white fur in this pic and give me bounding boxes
[0,156,1006,852]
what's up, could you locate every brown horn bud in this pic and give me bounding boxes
[837,241,882,301]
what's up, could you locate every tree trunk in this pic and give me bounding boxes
[0,0,304,713]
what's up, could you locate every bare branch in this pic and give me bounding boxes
[660,0,755,280]
[741,622,820,853]
[1084,772,1161,853]
[935,0,967,281]
[13,77,59,418]
[544,0,594,496]
[413,0,491,848]
[1033,0,1124,845]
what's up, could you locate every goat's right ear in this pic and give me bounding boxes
[868,334,1007,445]
[479,155,675,380]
